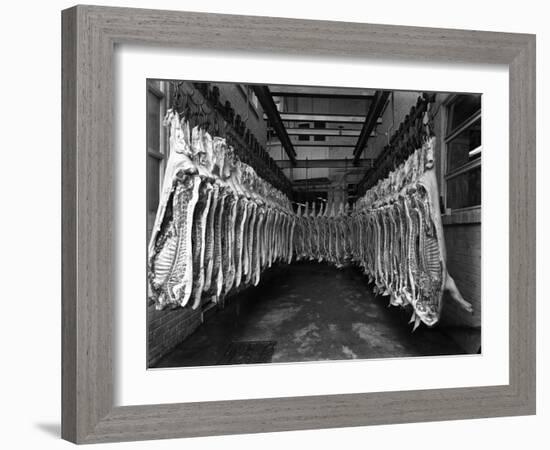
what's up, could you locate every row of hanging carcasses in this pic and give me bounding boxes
[292,137,470,328]
[293,201,354,268]
[148,112,469,328]
[148,110,296,311]
[351,138,447,329]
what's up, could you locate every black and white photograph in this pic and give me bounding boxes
[146,80,481,368]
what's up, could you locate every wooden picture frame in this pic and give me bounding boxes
[61,5,536,444]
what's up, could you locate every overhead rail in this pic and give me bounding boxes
[171,81,293,196]
[252,85,297,165]
[352,90,391,166]
[356,93,436,195]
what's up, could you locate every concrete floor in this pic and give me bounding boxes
[154,262,471,368]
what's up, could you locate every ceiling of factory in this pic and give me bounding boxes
[249,84,391,202]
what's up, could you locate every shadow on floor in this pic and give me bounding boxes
[153,262,479,368]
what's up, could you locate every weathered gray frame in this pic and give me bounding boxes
[62,5,536,444]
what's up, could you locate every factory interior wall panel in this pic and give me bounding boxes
[328,147,354,159]
[431,94,451,187]
[328,97,369,115]
[266,143,286,161]
[218,84,267,146]
[289,146,330,181]
[285,96,368,116]
[365,91,423,158]
[291,167,329,181]
[312,97,330,113]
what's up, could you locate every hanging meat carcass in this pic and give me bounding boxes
[148,111,201,309]
[285,137,472,329]
[189,127,215,309]
[293,204,304,261]
[148,111,296,311]
[149,109,471,331]
[352,137,473,328]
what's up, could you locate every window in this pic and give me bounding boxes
[313,121,326,142]
[147,82,167,237]
[444,94,481,210]
[298,123,310,141]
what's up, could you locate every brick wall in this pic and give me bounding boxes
[147,305,202,367]
[147,265,285,366]
[441,223,482,327]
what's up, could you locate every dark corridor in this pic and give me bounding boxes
[153,262,472,368]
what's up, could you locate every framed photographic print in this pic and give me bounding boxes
[61,4,536,444]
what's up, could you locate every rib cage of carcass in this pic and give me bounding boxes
[351,137,473,329]
[148,110,296,310]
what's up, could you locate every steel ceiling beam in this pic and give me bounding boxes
[352,90,391,166]
[268,132,376,147]
[268,85,375,99]
[293,177,330,184]
[252,85,297,165]
[270,143,357,148]
[272,113,367,123]
[292,182,332,190]
[293,180,332,187]
[274,159,373,169]
[285,128,361,137]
